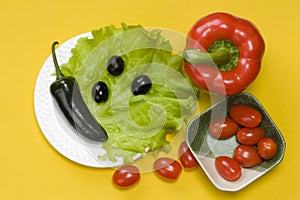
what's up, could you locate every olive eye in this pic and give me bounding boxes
[92,81,109,103]
[131,75,152,95]
[107,55,124,76]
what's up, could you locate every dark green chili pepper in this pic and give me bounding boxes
[49,41,108,142]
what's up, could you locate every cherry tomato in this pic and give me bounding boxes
[229,104,262,128]
[154,157,182,181]
[112,165,140,188]
[209,118,239,139]
[237,127,265,145]
[179,142,199,170]
[234,145,262,167]
[258,138,278,160]
[215,156,242,181]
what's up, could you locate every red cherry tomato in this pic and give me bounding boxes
[215,156,242,181]
[112,165,140,188]
[237,127,265,145]
[154,157,182,181]
[179,142,199,170]
[258,138,278,160]
[209,118,239,139]
[234,145,262,167]
[229,104,262,128]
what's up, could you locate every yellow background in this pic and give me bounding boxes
[1,0,300,199]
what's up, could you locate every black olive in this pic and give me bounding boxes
[131,75,152,95]
[107,55,124,76]
[92,81,109,103]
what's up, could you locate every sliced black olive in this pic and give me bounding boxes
[92,81,109,103]
[107,55,124,76]
[131,75,152,95]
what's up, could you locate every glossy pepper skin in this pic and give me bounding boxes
[50,42,108,142]
[183,12,265,96]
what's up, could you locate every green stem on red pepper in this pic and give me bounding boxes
[183,40,239,72]
[184,49,229,65]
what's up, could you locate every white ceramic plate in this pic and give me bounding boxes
[34,33,125,168]
[34,28,199,170]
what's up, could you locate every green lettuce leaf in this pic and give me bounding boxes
[60,23,198,163]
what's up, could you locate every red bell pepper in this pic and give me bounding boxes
[183,12,265,96]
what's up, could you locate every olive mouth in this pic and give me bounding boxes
[131,74,152,95]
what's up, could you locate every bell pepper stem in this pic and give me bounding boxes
[51,41,65,79]
[183,48,230,65]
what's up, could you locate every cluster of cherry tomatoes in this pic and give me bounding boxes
[111,103,279,187]
[112,141,199,188]
[210,104,278,181]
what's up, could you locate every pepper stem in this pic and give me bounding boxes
[183,40,239,72]
[51,41,65,79]
[184,48,230,65]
